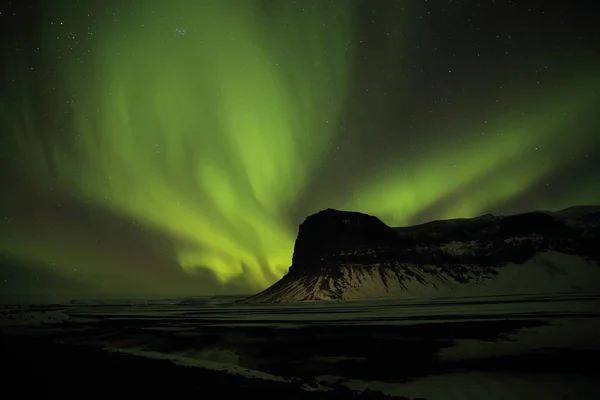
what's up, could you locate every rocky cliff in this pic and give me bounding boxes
[244,206,600,302]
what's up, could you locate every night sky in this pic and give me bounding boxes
[1,0,599,302]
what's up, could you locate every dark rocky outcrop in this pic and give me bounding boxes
[289,209,402,276]
[244,206,600,303]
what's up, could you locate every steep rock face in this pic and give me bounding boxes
[288,208,402,276]
[244,206,600,303]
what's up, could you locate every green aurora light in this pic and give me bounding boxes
[0,0,598,296]
[340,77,599,225]
[3,0,358,290]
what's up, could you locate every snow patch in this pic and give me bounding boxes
[110,348,287,382]
[0,309,70,326]
[338,372,600,400]
[503,235,543,244]
[439,241,479,255]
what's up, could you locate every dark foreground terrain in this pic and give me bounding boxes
[2,295,600,399]
[0,333,406,399]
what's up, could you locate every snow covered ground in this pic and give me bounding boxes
[109,348,289,382]
[316,316,600,399]
[3,295,600,399]
[333,372,600,400]
[111,312,600,399]
[248,251,600,302]
[0,309,70,326]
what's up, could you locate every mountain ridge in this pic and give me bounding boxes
[243,206,600,303]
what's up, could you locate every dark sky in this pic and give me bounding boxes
[1,0,599,302]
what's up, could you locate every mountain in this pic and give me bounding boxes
[244,206,600,303]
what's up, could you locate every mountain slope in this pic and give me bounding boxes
[244,207,600,303]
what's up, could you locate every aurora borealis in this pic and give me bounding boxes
[1,0,599,301]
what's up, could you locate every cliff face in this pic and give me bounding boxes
[244,206,600,303]
[288,208,402,276]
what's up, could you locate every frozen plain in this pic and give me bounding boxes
[2,293,600,399]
